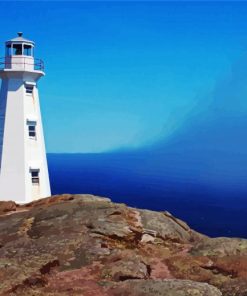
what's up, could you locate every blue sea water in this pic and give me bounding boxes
[47,153,247,239]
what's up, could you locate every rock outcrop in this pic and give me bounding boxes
[0,194,246,295]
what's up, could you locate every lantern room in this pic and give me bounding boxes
[5,32,34,57]
[1,32,44,72]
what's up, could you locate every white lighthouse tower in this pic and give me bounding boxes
[0,33,51,203]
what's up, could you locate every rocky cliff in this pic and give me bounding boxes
[0,194,247,295]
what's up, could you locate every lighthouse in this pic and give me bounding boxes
[0,33,51,203]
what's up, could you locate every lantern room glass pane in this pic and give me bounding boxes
[6,45,11,56]
[13,44,22,55]
[24,45,32,56]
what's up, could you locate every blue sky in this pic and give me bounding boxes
[0,1,247,152]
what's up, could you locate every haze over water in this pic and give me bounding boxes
[49,44,247,239]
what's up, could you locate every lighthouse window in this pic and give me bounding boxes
[31,170,39,184]
[28,125,36,138]
[25,85,34,94]
[24,45,32,56]
[13,44,22,55]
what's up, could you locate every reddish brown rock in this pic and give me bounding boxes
[0,201,17,215]
[108,279,222,296]
[0,194,245,295]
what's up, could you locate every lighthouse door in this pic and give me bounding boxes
[31,170,40,200]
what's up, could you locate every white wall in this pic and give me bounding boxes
[0,70,50,203]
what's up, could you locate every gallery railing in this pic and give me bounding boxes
[0,57,44,71]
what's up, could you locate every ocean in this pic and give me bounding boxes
[47,153,247,239]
